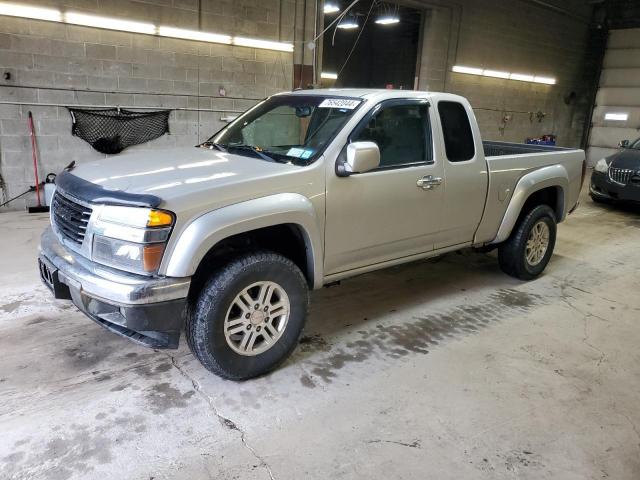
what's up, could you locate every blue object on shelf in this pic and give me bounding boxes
[525,135,556,146]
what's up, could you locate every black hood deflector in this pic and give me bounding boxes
[55,171,162,208]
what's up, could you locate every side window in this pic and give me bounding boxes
[438,101,475,162]
[352,103,431,168]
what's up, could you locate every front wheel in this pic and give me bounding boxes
[498,205,557,280]
[186,251,309,380]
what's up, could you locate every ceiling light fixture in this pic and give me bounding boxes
[605,113,628,121]
[452,65,483,75]
[158,26,231,44]
[233,37,293,52]
[509,73,535,82]
[375,15,399,24]
[374,2,400,25]
[0,2,61,21]
[452,65,556,85]
[321,72,338,79]
[65,12,156,34]
[337,12,359,29]
[324,2,340,14]
[0,3,294,52]
[482,69,510,79]
[533,76,556,85]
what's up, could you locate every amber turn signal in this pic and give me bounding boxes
[143,243,166,272]
[147,209,174,227]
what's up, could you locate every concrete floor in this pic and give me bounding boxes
[1,186,640,480]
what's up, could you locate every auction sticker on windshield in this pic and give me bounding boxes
[318,99,361,109]
[286,148,314,159]
[286,148,304,157]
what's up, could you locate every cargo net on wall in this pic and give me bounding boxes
[68,108,171,154]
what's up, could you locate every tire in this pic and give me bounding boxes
[498,205,557,280]
[186,251,309,380]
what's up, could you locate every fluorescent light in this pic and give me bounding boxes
[233,36,293,52]
[321,72,338,80]
[65,12,156,34]
[605,113,628,121]
[452,65,556,85]
[509,73,535,82]
[452,65,483,75]
[533,76,556,85]
[0,4,292,52]
[158,26,231,44]
[0,2,61,21]
[338,14,359,29]
[483,69,510,79]
[324,3,340,14]
[375,16,400,25]
[337,21,359,29]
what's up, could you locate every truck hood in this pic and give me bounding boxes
[69,146,305,209]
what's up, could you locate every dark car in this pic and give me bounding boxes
[590,137,640,204]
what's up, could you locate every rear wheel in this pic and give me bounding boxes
[498,205,557,280]
[186,251,309,380]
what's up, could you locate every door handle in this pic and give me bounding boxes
[416,175,442,190]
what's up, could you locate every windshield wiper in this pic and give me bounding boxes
[199,140,227,152]
[226,144,278,163]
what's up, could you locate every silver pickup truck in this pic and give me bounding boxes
[39,89,586,379]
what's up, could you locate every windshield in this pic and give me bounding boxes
[206,95,363,165]
[629,138,640,150]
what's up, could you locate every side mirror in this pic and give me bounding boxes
[344,141,380,174]
[619,139,630,148]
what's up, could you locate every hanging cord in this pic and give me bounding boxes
[296,0,359,89]
[336,0,376,79]
[314,0,360,45]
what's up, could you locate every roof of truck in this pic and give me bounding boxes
[285,88,437,99]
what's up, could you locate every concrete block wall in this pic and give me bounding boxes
[417,0,594,148]
[0,0,296,210]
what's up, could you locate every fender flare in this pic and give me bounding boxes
[162,193,323,288]
[491,165,568,244]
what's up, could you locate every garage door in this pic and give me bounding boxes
[586,28,640,165]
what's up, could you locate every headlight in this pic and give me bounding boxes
[93,236,166,275]
[91,206,175,275]
[99,205,174,229]
[594,158,609,173]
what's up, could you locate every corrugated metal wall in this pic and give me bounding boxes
[587,28,640,165]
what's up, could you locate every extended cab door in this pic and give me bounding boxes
[434,100,488,248]
[324,99,445,276]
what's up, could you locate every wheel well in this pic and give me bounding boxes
[188,224,313,300]
[519,186,563,222]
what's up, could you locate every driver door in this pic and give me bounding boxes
[324,99,444,275]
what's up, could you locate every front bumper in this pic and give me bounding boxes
[38,227,190,348]
[590,170,640,203]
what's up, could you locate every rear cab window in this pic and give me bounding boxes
[438,101,475,162]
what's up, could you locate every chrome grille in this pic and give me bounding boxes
[608,167,633,186]
[51,192,92,245]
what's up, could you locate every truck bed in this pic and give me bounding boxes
[483,140,570,158]
[473,141,585,245]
